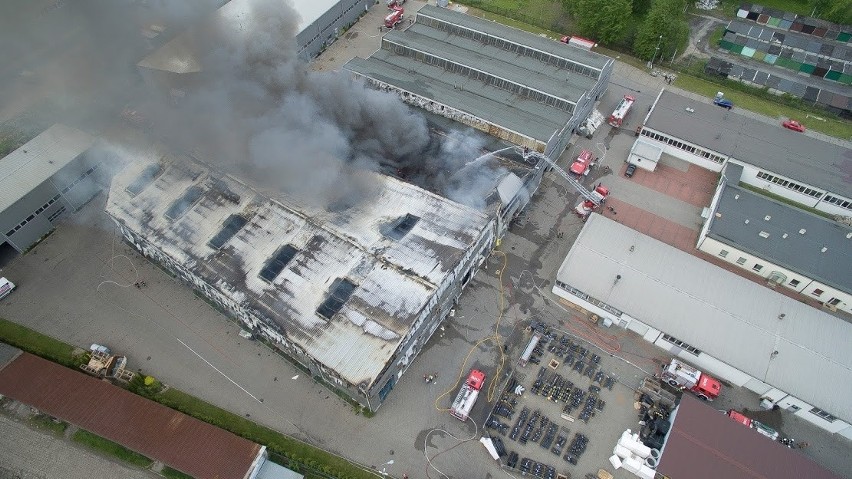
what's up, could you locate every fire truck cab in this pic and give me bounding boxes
[384,6,404,28]
[660,358,721,401]
[569,149,594,176]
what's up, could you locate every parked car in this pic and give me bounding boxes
[0,277,14,300]
[713,97,733,110]
[624,163,637,178]
[782,119,805,132]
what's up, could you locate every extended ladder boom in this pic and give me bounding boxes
[524,150,603,205]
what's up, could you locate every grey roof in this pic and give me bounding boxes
[554,214,852,424]
[385,27,591,105]
[345,54,568,142]
[417,5,610,71]
[708,183,852,293]
[0,124,95,212]
[645,90,852,196]
[106,155,493,389]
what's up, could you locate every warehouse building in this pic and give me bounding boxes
[552,214,852,438]
[635,89,852,217]
[698,164,852,314]
[106,154,498,411]
[0,124,99,255]
[344,5,613,157]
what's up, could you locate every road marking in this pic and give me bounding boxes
[177,338,263,403]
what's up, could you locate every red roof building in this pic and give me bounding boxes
[0,352,265,479]
[657,395,843,479]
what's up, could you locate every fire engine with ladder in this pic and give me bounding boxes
[660,358,721,401]
[608,95,636,127]
[451,369,486,421]
[522,148,609,219]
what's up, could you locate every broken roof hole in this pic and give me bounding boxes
[126,164,163,197]
[316,278,357,320]
[165,185,204,220]
[208,214,249,249]
[388,213,420,240]
[259,244,299,283]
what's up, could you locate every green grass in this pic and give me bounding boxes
[457,0,574,34]
[738,183,836,220]
[155,389,376,479]
[672,74,852,139]
[28,414,68,436]
[0,318,84,368]
[72,429,154,469]
[162,466,195,479]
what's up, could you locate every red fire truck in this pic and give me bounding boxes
[384,5,404,28]
[450,369,486,421]
[608,95,636,127]
[569,149,594,176]
[660,358,721,401]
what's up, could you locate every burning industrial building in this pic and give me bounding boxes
[102,0,609,410]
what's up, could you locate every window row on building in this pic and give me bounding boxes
[554,280,624,317]
[755,171,823,198]
[5,193,64,237]
[661,333,702,356]
[385,41,575,112]
[822,194,852,211]
[416,15,601,79]
[60,166,98,195]
[640,129,726,164]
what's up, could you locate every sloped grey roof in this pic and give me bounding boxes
[0,124,94,212]
[645,90,851,196]
[554,214,852,424]
[708,183,852,293]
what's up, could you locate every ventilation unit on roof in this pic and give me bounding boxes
[799,229,806,235]
[208,214,249,249]
[764,215,771,221]
[847,232,852,239]
[759,231,770,238]
[259,244,299,283]
[821,247,828,253]
[316,278,357,320]
[744,219,750,224]
[782,233,788,238]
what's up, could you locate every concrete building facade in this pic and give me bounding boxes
[698,165,852,315]
[552,214,852,438]
[0,125,99,254]
[106,154,500,412]
[636,89,852,217]
[344,5,613,158]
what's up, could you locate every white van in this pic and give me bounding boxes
[0,277,15,300]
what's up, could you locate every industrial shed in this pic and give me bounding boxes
[637,89,852,217]
[552,214,852,438]
[106,154,497,411]
[344,5,612,157]
[0,124,99,255]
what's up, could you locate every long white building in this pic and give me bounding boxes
[553,214,852,438]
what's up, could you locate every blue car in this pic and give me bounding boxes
[713,97,733,110]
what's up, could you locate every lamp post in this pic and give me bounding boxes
[649,35,663,69]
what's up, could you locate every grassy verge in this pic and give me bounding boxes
[738,183,836,220]
[156,388,375,479]
[162,467,195,479]
[28,414,68,436]
[0,318,84,368]
[672,74,852,139]
[72,429,154,469]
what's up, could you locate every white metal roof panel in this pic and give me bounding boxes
[555,214,852,423]
[0,124,95,212]
[106,154,492,387]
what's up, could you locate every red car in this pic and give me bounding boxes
[782,119,805,132]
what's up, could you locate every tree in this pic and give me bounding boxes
[574,0,634,45]
[633,0,689,63]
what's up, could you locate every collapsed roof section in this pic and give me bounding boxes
[105,154,494,388]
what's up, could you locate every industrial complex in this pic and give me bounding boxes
[344,5,613,156]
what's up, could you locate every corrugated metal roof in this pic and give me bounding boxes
[707,183,852,293]
[658,395,843,479]
[417,5,611,71]
[554,214,852,424]
[645,90,851,196]
[0,353,263,479]
[0,124,95,212]
[106,155,493,388]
